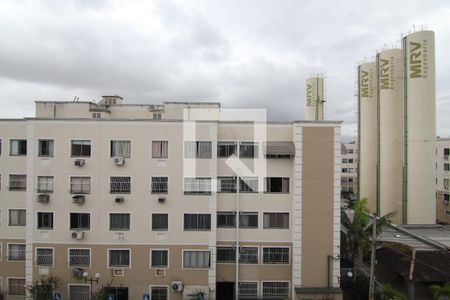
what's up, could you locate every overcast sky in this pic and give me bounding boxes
[0,0,449,139]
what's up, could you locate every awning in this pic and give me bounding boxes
[263,141,295,156]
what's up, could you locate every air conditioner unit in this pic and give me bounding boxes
[72,195,85,204]
[158,196,166,203]
[155,269,166,277]
[37,194,50,203]
[72,268,84,278]
[74,159,85,167]
[113,268,124,277]
[115,196,124,203]
[171,281,183,292]
[71,231,84,240]
[113,157,125,166]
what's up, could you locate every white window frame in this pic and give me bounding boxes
[152,140,169,159]
[261,246,290,265]
[36,211,54,230]
[151,213,169,231]
[183,213,211,231]
[9,139,27,156]
[261,281,290,299]
[36,175,55,193]
[107,248,131,269]
[35,247,54,267]
[184,177,212,195]
[149,285,170,300]
[109,176,132,194]
[149,248,170,269]
[110,140,131,158]
[7,243,26,262]
[109,212,131,231]
[182,249,211,270]
[217,141,237,158]
[184,141,212,159]
[8,174,27,191]
[69,176,91,194]
[8,208,26,226]
[68,248,91,268]
[238,246,259,265]
[70,139,92,157]
[239,281,259,299]
[37,139,55,158]
[151,176,169,194]
[7,277,26,296]
[69,212,91,231]
[68,284,90,300]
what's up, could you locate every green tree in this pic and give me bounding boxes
[28,275,60,300]
[379,284,408,300]
[430,283,450,300]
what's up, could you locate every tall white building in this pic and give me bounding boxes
[436,138,450,224]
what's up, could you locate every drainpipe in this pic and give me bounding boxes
[235,176,240,300]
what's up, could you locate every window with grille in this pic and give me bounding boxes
[239,282,258,298]
[9,209,26,226]
[9,139,27,156]
[184,177,212,194]
[183,250,210,268]
[240,142,258,158]
[71,140,91,157]
[445,164,450,171]
[70,177,91,194]
[216,247,235,263]
[217,212,236,228]
[110,176,131,194]
[8,244,26,261]
[69,285,90,300]
[109,213,130,231]
[263,213,289,229]
[239,177,258,193]
[217,176,237,193]
[108,249,130,267]
[239,212,258,228]
[151,286,168,300]
[8,174,27,191]
[152,141,168,158]
[37,176,54,193]
[262,282,289,298]
[37,212,53,229]
[36,248,53,266]
[152,214,168,231]
[265,177,289,193]
[8,278,26,295]
[110,140,131,158]
[184,214,211,231]
[239,247,258,264]
[444,179,449,190]
[151,250,168,268]
[217,142,237,158]
[152,177,168,194]
[263,247,290,264]
[69,249,91,267]
[38,139,54,157]
[184,141,212,159]
[70,213,90,230]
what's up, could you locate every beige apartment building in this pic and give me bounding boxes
[0,96,342,300]
[436,138,450,224]
[340,142,357,196]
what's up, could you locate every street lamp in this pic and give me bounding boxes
[83,272,100,299]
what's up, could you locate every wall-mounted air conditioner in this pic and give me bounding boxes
[113,268,124,277]
[37,194,50,203]
[71,231,84,240]
[74,159,85,167]
[113,157,125,166]
[115,196,124,203]
[171,281,183,292]
[72,195,86,204]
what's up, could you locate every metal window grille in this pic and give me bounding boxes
[184,177,211,194]
[71,140,91,157]
[263,213,289,229]
[70,213,90,230]
[184,214,211,230]
[152,214,168,231]
[36,248,53,266]
[8,278,26,295]
[263,247,289,264]
[10,139,27,156]
[239,177,258,193]
[9,174,27,191]
[183,251,210,268]
[38,139,54,157]
[217,177,237,193]
[109,214,130,231]
[70,177,91,194]
[216,247,235,263]
[444,179,449,190]
[262,282,289,298]
[151,250,168,267]
[109,250,130,267]
[217,142,237,158]
[239,282,258,298]
[8,244,26,261]
[110,177,131,193]
[110,140,131,158]
[217,212,236,228]
[185,141,212,159]
[152,177,168,194]
[37,212,53,229]
[152,141,168,158]
[239,247,258,264]
[240,142,258,158]
[69,285,90,300]
[239,213,258,228]
[151,287,168,300]
[265,177,289,193]
[37,176,54,193]
[69,249,90,267]
[9,209,26,226]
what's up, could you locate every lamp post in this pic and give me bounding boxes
[83,272,100,300]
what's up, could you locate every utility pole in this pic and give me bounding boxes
[368,213,377,300]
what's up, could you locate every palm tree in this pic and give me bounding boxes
[430,283,450,300]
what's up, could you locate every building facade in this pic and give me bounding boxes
[0,97,342,300]
[436,138,450,224]
[341,142,357,196]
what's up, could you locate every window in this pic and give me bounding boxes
[342,168,348,173]
[70,213,90,230]
[349,168,354,173]
[9,139,27,156]
[240,142,258,158]
[263,247,290,264]
[153,113,162,120]
[37,176,54,193]
[36,248,53,266]
[217,247,236,263]
[239,282,258,299]
[445,179,449,190]
[151,287,168,300]
[69,249,91,267]
[152,141,168,158]
[37,212,53,230]
[217,212,236,228]
[444,148,450,156]
[38,139,54,157]
[8,244,26,261]
[239,212,258,228]
[8,278,26,295]
[239,247,258,264]
[239,177,258,193]
[92,112,101,119]
[262,282,289,298]
[108,249,130,267]
[184,214,211,231]
[110,176,131,194]
[70,176,91,194]
[184,177,212,194]
[9,209,26,226]
[152,177,168,194]
[445,194,450,201]
[152,214,168,231]
[445,164,450,171]
[342,158,348,163]
[69,285,90,299]
[217,176,237,193]
[348,149,354,154]
[8,174,27,191]
[349,158,354,163]
[185,141,212,159]
[263,213,289,229]
[265,177,289,193]
[110,140,131,158]
[71,140,91,157]
[183,250,210,268]
[217,142,237,158]
[109,213,130,231]
[151,249,168,268]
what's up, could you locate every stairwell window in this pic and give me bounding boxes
[8,174,27,191]
[263,213,289,229]
[71,140,91,157]
[110,140,131,158]
[152,141,168,158]
[70,177,91,194]
[37,176,54,193]
[108,249,130,268]
[38,139,54,157]
[265,177,289,193]
[9,209,26,226]
[110,176,131,194]
[70,213,90,230]
[151,177,168,194]
[109,213,130,231]
[239,142,258,158]
[184,177,211,195]
[9,139,27,156]
[184,214,211,231]
[184,141,212,159]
